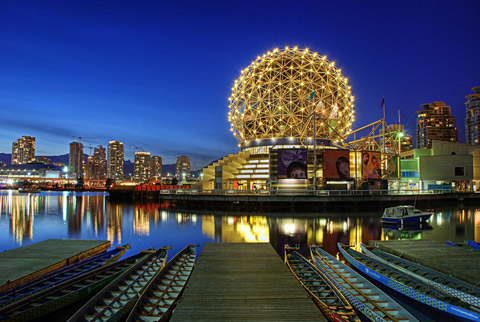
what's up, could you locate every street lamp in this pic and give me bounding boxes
[398,131,404,181]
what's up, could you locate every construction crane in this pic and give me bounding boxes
[87,144,94,156]
[72,136,97,142]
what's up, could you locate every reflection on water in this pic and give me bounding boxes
[0,191,479,257]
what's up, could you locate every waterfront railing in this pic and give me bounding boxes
[160,189,455,196]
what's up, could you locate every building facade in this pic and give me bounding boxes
[176,156,191,180]
[11,136,36,165]
[465,86,480,145]
[150,155,162,180]
[85,145,106,180]
[69,141,84,178]
[416,101,457,148]
[134,151,151,181]
[400,140,477,191]
[107,141,124,180]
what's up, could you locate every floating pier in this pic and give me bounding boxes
[0,239,110,293]
[170,243,325,321]
[368,239,480,285]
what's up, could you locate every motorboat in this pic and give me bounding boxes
[381,205,433,224]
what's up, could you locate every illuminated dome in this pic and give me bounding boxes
[228,47,355,147]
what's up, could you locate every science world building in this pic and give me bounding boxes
[201,47,394,191]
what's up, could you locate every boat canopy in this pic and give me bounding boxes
[383,205,415,218]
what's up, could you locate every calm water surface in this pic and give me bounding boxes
[1,191,479,259]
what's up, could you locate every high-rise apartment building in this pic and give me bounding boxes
[11,136,35,165]
[134,151,151,181]
[150,156,162,180]
[85,145,107,179]
[465,86,480,145]
[94,145,107,179]
[69,141,84,178]
[107,141,124,180]
[416,101,457,148]
[176,155,190,180]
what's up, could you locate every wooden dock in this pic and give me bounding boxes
[170,243,325,321]
[368,239,480,285]
[0,239,110,293]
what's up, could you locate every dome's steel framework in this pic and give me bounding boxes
[228,47,355,147]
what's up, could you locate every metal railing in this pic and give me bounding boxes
[160,188,455,196]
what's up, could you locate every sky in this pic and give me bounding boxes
[1,1,479,169]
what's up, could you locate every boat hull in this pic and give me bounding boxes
[284,247,359,322]
[310,246,418,322]
[381,214,431,224]
[339,243,480,322]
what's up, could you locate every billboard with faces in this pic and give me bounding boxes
[323,150,350,179]
[277,149,308,179]
[362,151,381,180]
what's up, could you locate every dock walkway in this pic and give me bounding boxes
[368,239,480,285]
[170,243,325,321]
[0,239,110,293]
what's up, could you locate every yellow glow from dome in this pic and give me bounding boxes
[228,47,355,145]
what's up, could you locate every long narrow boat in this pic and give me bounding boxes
[0,248,158,321]
[126,244,197,322]
[285,246,360,322]
[446,240,480,251]
[68,247,169,322]
[0,244,130,307]
[339,243,480,322]
[468,240,480,250]
[360,244,480,299]
[310,246,418,322]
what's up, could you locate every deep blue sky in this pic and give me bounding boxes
[1,1,479,169]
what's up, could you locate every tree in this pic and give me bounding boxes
[76,177,84,191]
[105,178,114,190]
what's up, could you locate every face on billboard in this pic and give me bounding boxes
[277,149,307,179]
[324,150,350,179]
[362,151,381,179]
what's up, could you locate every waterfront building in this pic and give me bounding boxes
[11,136,35,165]
[465,86,480,145]
[150,156,162,180]
[107,141,124,180]
[69,141,84,178]
[176,156,190,180]
[416,101,457,148]
[201,47,358,191]
[134,151,151,181]
[401,140,479,191]
[0,163,64,179]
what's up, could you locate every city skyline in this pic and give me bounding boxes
[1,1,479,169]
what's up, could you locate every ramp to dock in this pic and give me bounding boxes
[170,242,325,322]
[0,239,110,293]
[369,239,480,285]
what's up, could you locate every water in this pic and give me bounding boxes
[0,190,479,260]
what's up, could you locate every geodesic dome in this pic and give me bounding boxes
[228,47,355,147]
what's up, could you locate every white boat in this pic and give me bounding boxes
[382,205,433,224]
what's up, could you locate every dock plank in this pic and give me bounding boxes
[170,243,325,321]
[0,239,110,293]
[369,239,480,285]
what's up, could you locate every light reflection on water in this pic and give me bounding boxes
[0,191,479,259]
